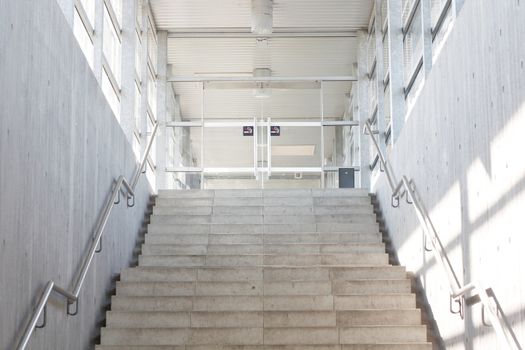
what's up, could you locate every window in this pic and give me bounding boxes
[102,69,120,119]
[103,4,121,85]
[403,2,423,87]
[73,8,94,69]
[147,19,158,73]
[133,133,141,158]
[134,82,142,131]
[147,69,157,116]
[79,0,95,25]
[135,30,142,79]
[147,112,157,164]
[109,0,122,25]
[136,0,143,26]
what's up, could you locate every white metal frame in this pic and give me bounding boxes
[165,80,359,188]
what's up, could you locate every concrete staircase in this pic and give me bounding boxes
[97,189,432,350]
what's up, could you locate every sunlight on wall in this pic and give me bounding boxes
[468,105,525,223]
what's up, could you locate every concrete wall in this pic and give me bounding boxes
[373,1,525,349]
[0,0,153,349]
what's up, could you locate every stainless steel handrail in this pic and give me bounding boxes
[16,122,159,350]
[364,120,521,350]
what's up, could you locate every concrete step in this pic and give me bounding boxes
[141,243,386,256]
[334,295,416,309]
[149,214,377,225]
[138,253,389,267]
[120,266,407,283]
[110,295,415,313]
[116,281,351,297]
[111,296,264,312]
[263,327,338,344]
[156,198,214,207]
[313,197,371,206]
[146,223,380,235]
[144,233,382,246]
[341,345,432,350]
[336,309,422,326]
[106,310,420,329]
[265,266,407,281]
[153,205,376,216]
[156,189,370,198]
[106,311,264,328]
[332,280,411,295]
[121,267,262,282]
[339,326,428,344]
[100,327,264,346]
[97,345,432,350]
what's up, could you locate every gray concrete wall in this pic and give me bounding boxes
[373,0,525,349]
[0,0,153,349]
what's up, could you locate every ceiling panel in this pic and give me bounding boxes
[150,0,251,29]
[273,0,374,29]
[170,84,351,120]
[150,0,373,30]
[168,37,357,76]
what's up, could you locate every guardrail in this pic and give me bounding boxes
[364,120,521,350]
[15,122,159,350]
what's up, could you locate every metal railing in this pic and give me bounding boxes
[364,120,521,350]
[15,122,159,350]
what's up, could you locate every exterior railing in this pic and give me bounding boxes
[364,120,521,350]
[15,122,159,350]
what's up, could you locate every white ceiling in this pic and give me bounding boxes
[151,0,373,171]
[150,0,373,30]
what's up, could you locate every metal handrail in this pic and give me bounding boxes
[16,122,159,350]
[364,120,521,350]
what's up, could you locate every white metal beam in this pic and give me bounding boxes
[167,28,359,38]
[168,76,357,83]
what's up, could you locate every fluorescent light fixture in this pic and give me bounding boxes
[272,145,316,156]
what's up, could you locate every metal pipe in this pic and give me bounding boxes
[16,282,54,350]
[131,122,159,190]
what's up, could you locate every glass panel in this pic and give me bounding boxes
[321,81,352,122]
[136,0,143,26]
[270,125,321,169]
[403,2,423,86]
[134,82,141,131]
[432,0,454,57]
[147,112,156,164]
[323,126,348,168]
[73,9,94,69]
[109,0,122,25]
[102,69,120,119]
[167,126,202,168]
[147,19,157,73]
[103,5,121,85]
[135,30,142,79]
[79,0,95,25]
[133,132,141,159]
[203,127,255,168]
[147,69,157,116]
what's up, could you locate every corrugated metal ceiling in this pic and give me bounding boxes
[152,0,372,165]
[150,0,373,30]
